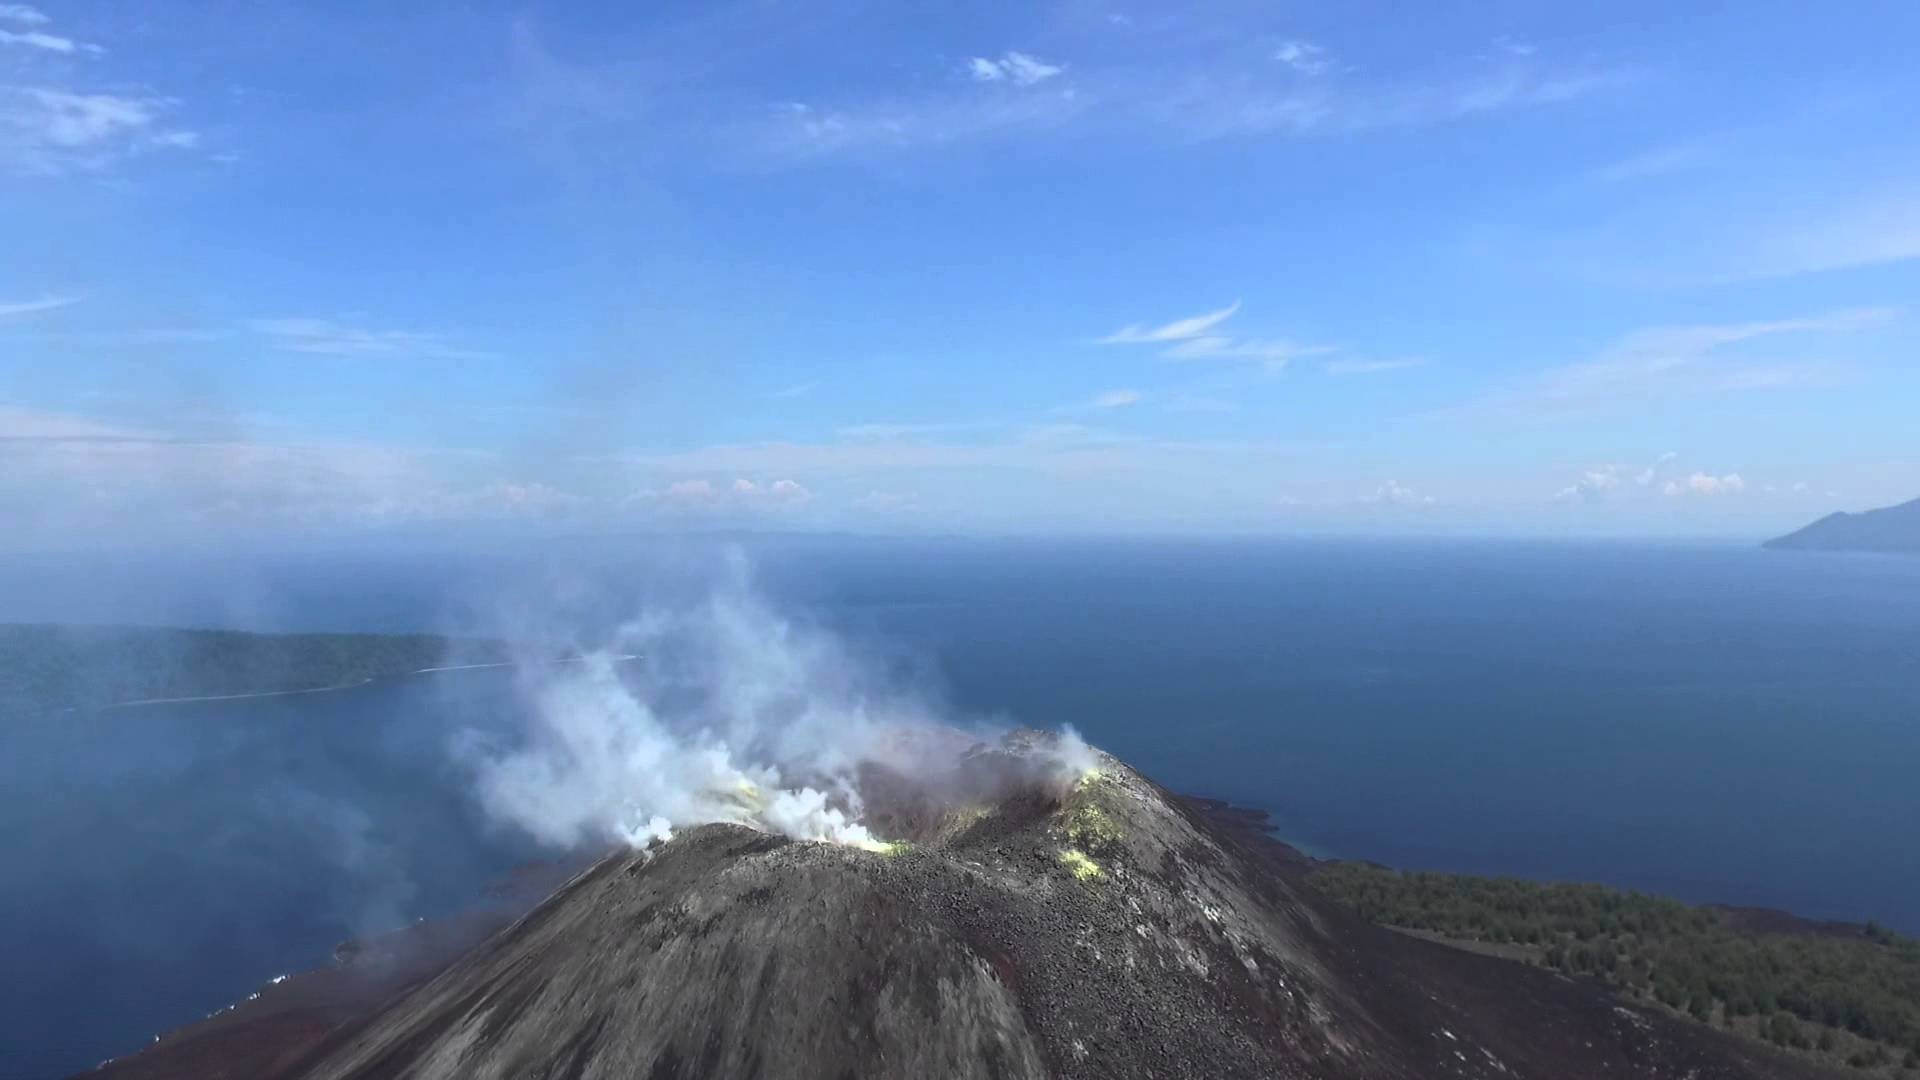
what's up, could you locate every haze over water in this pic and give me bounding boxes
[3,538,1917,1077]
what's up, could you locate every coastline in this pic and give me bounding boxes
[87,653,634,711]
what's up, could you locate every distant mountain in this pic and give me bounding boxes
[1765,496,1920,553]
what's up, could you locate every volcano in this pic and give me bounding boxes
[92,734,1834,1079]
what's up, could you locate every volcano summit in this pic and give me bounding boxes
[97,731,1836,1080]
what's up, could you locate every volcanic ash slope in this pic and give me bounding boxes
[289,736,1835,1080]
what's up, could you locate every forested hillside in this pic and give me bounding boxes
[1313,862,1920,1074]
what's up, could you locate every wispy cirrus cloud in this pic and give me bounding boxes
[1161,335,1332,368]
[767,87,1090,154]
[0,7,204,174]
[1273,40,1330,76]
[1,83,199,174]
[764,36,1629,157]
[0,294,79,319]
[1504,185,1920,287]
[1053,388,1143,414]
[1587,141,1717,185]
[1141,49,1636,141]
[1324,356,1425,376]
[0,25,96,53]
[1472,307,1897,417]
[249,317,493,360]
[1732,193,1920,281]
[967,51,1064,87]
[0,0,94,53]
[1099,301,1332,370]
[836,420,997,441]
[1098,300,1240,344]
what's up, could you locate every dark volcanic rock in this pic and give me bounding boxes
[249,741,1837,1080]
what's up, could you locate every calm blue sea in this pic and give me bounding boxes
[2,538,1917,1078]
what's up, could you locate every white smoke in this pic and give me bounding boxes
[462,554,1056,853]
[1053,723,1099,779]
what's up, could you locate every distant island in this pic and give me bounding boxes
[0,623,510,718]
[1765,496,1920,553]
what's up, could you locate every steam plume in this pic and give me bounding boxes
[461,554,1078,852]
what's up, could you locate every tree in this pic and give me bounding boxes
[1768,1012,1802,1048]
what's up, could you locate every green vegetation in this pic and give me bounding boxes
[1312,862,1920,1072]
[0,623,510,717]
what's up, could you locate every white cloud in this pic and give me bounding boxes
[1162,335,1333,368]
[249,317,491,360]
[0,26,95,52]
[1099,301,1241,344]
[1365,479,1435,507]
[768,85,1090,154]
[1477,307,1895,417]
[1101,301,1333,370]
[1556,451,1684,502]
[0,0,76,52]
[1588,142,1715,185]
[1735,193,1920,280]
[766,36,1626,162]
[1088,388,1142,409]
[735,477,812,503]
[1663,471,1745,497]
[664,478,715,500]
[772,382,815,399]
[0,294,78,319]
[836,420,992,441]
[1555,465,1623,502]
[1324,356,1425,375]
[648,476,813,511]
[968,51,1064,87]
[1,88,193,174]
[0,9,200,173]
[1273,40,1330,76]
[1153,54,1635,141]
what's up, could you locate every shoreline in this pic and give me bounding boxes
[87,654,634,712]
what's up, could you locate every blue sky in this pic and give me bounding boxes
[3,0,1917,547]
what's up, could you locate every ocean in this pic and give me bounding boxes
[2,538,1917,1078]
